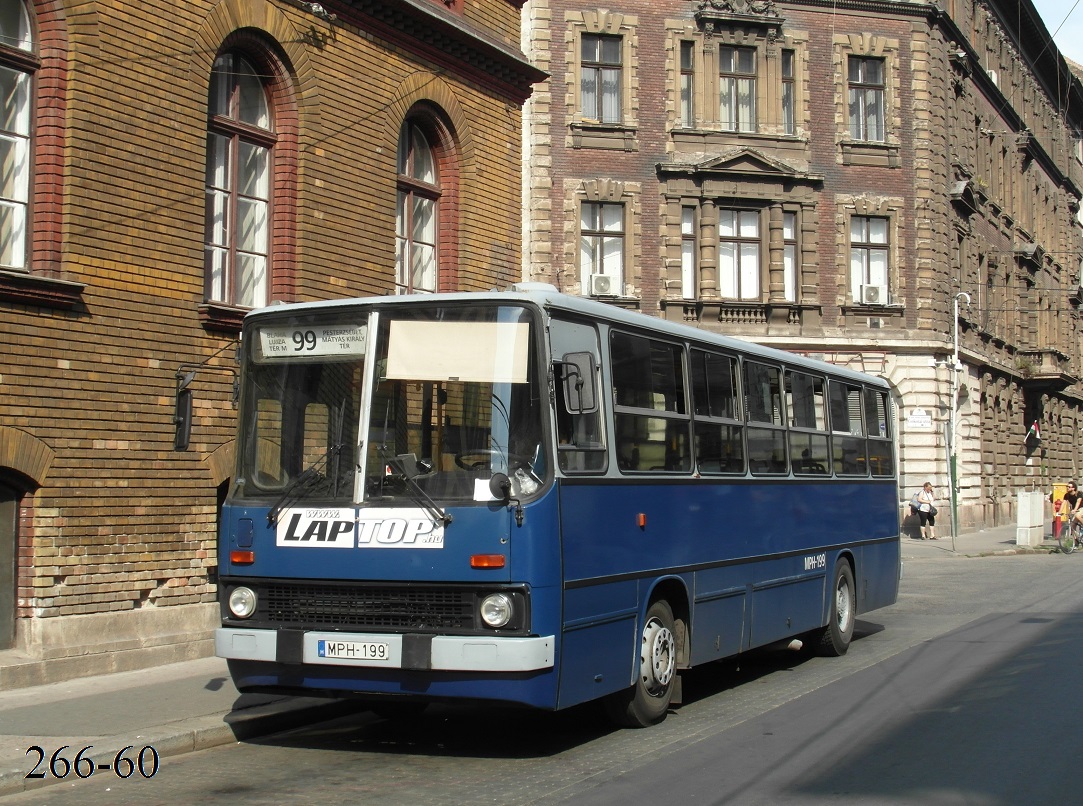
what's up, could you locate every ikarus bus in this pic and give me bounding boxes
[214,285,900,727]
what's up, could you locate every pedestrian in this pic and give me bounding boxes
[916,481,938,540]
[1065,481,1083,530]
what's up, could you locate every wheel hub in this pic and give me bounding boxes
[835,581,852,631]
[640,617,675,693]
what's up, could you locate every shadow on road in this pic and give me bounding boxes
[246,619,886,761]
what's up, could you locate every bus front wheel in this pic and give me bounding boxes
[603,599,677,728]
[817,561,855,657]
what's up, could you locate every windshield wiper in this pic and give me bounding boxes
[266,449,338,526]
[376,446,452,527]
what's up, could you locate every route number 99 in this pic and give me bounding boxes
[293,330,317,351]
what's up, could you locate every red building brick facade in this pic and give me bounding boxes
[0,0,542,685]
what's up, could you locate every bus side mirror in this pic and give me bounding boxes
[489,472,512,502]
[174,371,195,451]
[561,352,598,414]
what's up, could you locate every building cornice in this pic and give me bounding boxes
[334,0,548,104]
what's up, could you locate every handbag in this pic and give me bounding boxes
[929,505,938,516]
[910,493,921,513]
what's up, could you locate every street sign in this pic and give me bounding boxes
[907,407,933,429]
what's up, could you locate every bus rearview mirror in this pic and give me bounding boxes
[561,352,598,414]
[173,388,193,451]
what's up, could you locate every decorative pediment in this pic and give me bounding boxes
[658,148,822,183]
[695,0,783,39]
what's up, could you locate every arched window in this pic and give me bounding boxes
[0,1,32,272]
[205,52,275,308]
[396,122,440,294]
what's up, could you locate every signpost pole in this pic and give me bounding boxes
[949,292,971,554]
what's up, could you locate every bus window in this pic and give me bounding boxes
[744,361,786,475]
[865,386,894,476]
[549,318,606,473]
[744,361,783,426]
[829,380,867,476]
[611,332,691,472]
[362,309,546,501]
[786,370,829,474]
[253,399,285,486]
[691,349,744,474]
[244,360,363,496]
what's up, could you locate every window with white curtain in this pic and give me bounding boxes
[581,35,622,124]
[580,202,624,293]
[781,49,795,136]
[848,57,885,142]
[783,212,797,302]
[396,122,439,294]
[719,46,756,133]
[205,53,274,308]
[681,207,696,298]
[0,1,32,271]
[718,209,760,300]
[680,42,695,128]
[850,215,889,301]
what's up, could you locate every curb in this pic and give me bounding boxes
[0,697,367,797]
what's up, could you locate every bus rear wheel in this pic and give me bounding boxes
[603,600,677,728]
[816,561,855,657]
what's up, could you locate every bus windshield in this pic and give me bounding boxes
[238,303,547,507]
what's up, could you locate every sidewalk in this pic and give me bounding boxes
[0,522,1062,797]
[900,521,1058,558]
[0,656,367,797]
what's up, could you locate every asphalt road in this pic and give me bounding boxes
[5,552,1082,806]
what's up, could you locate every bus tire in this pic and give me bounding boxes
[818,561,855,657]
[603,599,677,728]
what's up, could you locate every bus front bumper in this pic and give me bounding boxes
[215,627,555,672]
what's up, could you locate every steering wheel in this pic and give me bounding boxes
[454,449,533,471]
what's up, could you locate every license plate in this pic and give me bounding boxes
[317,639,390,661]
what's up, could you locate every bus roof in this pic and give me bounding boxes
[244,285,888,389]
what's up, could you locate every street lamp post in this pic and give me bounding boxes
[949,292,971,553]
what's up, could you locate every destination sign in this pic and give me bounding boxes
[256,324,367,360]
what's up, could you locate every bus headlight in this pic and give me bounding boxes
[479,593,513,628]
[229,586,258,619]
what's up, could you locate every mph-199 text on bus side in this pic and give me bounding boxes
[210,284,900,727]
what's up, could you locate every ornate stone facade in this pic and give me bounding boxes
[523,0,1083,529]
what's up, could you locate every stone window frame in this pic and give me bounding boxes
[716,206,764,300]
[565,10,639,151]
[837,196,905,309]
[566,178,640,299]
[834,34,901,167]
[663,21,809,142]
[664,197,806,306]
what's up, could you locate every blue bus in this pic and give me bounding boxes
[214,285,900,726]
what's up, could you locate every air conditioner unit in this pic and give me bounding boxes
[860,284,888,305]
[589,274,616,296]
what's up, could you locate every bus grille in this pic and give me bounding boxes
[262,583,476,630]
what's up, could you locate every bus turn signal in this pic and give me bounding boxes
[470,554,506,568]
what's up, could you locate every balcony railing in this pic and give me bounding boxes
[1015,348,1077,391]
